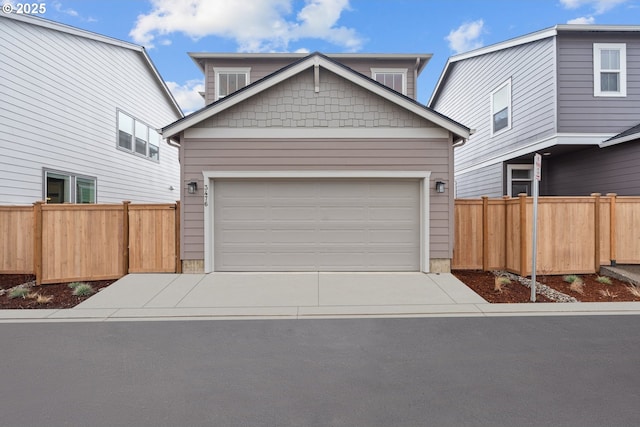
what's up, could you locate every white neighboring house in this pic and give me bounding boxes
[0,13,183,205]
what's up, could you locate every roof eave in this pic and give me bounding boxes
[3,13,143,51]
[599,132,640,148]
[163,53,468,140]
[430,24,640,106]
[4,13,183,118]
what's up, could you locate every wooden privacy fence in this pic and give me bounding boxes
[453,194,640,276]
[1,201,180,284]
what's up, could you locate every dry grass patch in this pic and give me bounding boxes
[598,288,618,299]
[494,276,511,293]
[569,279,585,295]
[627,285,640,298]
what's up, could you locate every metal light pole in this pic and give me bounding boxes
[531,153,542,302]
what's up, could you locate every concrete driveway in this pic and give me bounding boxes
[70,272,486,319]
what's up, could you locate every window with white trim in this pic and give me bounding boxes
[507,164,533,197]
[593,43,626,97]
[491,79,511,135]
[117,110,160,161]
[44,169,96,204]
[214,67,250,100]
[371,68,407,95]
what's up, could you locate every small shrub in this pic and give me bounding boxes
[563,275,580,284]
[27,292,40,299]
[569,279,585,295]
[8,287,29,299]
[596,276,613,285]
[494,276,511,293]
[72,283,95,297]
[68,282,85,289]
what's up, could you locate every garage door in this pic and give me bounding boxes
[213,179,420,271]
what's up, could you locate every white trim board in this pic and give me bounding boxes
[455,133,614,175]
[185,127,450,139]
[202,170,431,274]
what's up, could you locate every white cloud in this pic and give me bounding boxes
[560,0,629,14]
[129,0,363,51]
[165,80,205,115]
[567,16,596,24]
[446,20,484,54]
[52,1,97,22]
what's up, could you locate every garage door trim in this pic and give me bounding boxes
[202,171,431,273]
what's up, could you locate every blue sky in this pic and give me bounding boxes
[21,0,640,113]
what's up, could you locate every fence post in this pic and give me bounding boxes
[33,201,43,286]
[591,193,601,273]
[122,201,131,275]
[503,195,510,270]
[175,200,182,273]
[482,196,489,271]
[607,193,617,266]
[519,193,527,277]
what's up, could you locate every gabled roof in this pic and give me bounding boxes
[601,123,640,147]
[2,13,183,117]
[429,24,640,107]
[163,52,469,142]
[188,52,432,76]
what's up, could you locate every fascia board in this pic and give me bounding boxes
[599,132,640,148]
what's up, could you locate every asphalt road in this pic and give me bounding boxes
[1,316,639,427]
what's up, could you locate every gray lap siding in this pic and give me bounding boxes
[180,138,453,262]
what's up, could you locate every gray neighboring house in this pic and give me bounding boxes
[0,13,183,205]
[163,53,470,274]
[429,25,640,198]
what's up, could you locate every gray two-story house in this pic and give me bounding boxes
[429,25,640,198]
[163,53,470,274]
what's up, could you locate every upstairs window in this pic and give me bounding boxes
[215,68,250,100]
[371,68,407,95]
[491,79,511,135]
[117,110,160,161]
[594,43,626,97]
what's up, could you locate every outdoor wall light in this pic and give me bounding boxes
[187,181,198,194]
[435,180,445,194]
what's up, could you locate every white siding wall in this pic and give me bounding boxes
[0,16,182,205]
[432,38,557,197]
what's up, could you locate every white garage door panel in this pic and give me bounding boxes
[214,179,420,271]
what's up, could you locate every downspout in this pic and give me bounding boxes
[453,129,476,148]
[166,137,181,148]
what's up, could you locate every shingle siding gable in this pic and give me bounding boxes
[201,69,434,129]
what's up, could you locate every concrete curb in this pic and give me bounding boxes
[2,302,640,323]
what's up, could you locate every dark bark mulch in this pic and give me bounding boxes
[0,275,116,309]
[453,270,640,303]
[453,270,551,303]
